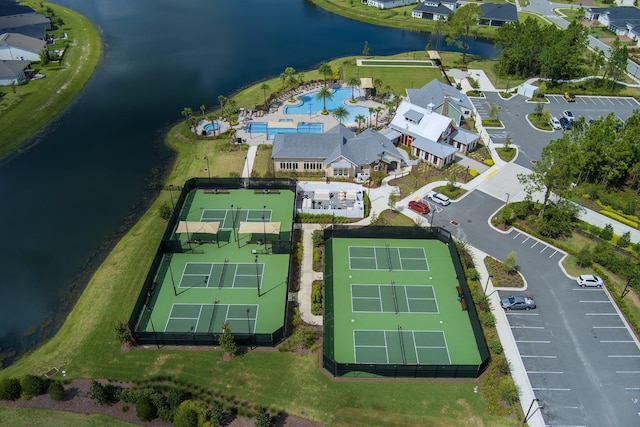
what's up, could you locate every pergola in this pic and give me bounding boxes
[176,221,220,246]
[237,221,281,249]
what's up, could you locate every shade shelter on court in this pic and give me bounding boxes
[237,221,281,246]
[176,221,220,245]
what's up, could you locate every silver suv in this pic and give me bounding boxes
[427,191,450,206]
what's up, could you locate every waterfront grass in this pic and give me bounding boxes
[0,1,101,160]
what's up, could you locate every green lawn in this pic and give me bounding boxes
[0,406,134,427]
[0,0,101,159]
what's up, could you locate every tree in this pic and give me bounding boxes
[533,102,544,117]
[200,104,206,118]
[600,223,614,241]
[589,47,606,79]
[355,114,366,132]
[504,134,513,151]
[218,322,236,357]
[489,104,498,121]
[181,107,193,124]
[316,85,333,114]
[115,319,133,344]
[504,251,518,274]
[136,396,157,421]
[605,37,629,93]
[260,82,270,106]
[362,40,370,56]
[174,400,208,427]
[217,95,227,119]
[446,4,481,65]
[576,246,593,268]
[255,407,272,427]
[318,61,332,85]
[20,375,48,399]
[332,106,349,125]
[618,231,632,248]
[434,15,447,51]
[368,106,375,127]
[375,106,383,127]
[347,76,360,101]
[47,382,65,401]
[0,378,21,400]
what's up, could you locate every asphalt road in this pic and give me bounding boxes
[435,190,640,426]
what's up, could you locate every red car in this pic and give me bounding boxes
[408,200,430,214]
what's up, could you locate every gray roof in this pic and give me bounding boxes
[413,3,452,15]
[272,126,402,167]
[411,136,457,158]
[0,13,50,29]
[0,59,29,78]
[588,6,640,28]
[0,3,33,17]
[404,109,424,123]
[479,3,517,22]
[406,79,473,114]
[0,32,45,54]
[451,128,479,145]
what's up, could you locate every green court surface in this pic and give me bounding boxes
[348,245,429,271]
[329,237,482,366]
[200,208,272,229]
[139,189,294,337]
[179,262,264,289]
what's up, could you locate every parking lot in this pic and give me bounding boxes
[546,94,639,123]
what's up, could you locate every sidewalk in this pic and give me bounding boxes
[298,223,323,325]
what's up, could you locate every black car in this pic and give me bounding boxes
[559,117,572,130]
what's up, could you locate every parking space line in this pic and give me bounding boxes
[549,250,557,258]
[539,246,547,253]
[513,232,521,239]
[506,312,538,315]
[579,300,610,303]
[516,340,551,343]
[592,326,625,328]
[521,355,557,358]
[586,313,617,315]
[609,355,640,358]
[617,371,640,374]
[532,387,571,391]
[531,241,538,248]
[601,340,634,343]
[511,325,544,329]
[573,288,603,291]
[528,371,564,374]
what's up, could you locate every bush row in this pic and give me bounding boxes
[0,375,65,402]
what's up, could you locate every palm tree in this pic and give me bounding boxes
[260,82,270,106]
[347,76,360,102]
[316,85,333,114]
[287,74,298,94]
[218,95,227,120]
[375,106,383,127]
[181,107,193,128]
[332,106,349,125]
[207,113,217,135]
[318,61,332,86]
[200,104,206,118]
[355,114,366,132]
[385,100,395,125]
[368,107,375,128]
[226,99,237,121]
[374,78,383,97]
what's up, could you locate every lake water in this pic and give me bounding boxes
[0,0,497,364]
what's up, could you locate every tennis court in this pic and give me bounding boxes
[350,283,438,314]
[348,245,429,271]
[164,303,258,334]
[178,262,263,289]
[353,329,451,364]
[200,208,272,229]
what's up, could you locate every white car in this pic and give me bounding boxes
[562,110,575,122]
[550,117,561,130]
[427,191,450,206]
[576,274,604,288]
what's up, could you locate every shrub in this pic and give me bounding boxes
[503,251,517,274]
[167,387,189,409]
[174,400,208,427]
[255,407,272,427]
[466,268,480,282]
[495,355,511,375]
[469,169,479,177]
[88,380,119,405]
[158,202,172,220]
[600,224,614,241]
[209,401,226,427]
[489,339,503,355]
[483,159,494,166]
[479,310,495,328]
[600,210,638,228]
[47,382,65,401]
[499,378,519,404]
[20,375,48,399]
[617,231,631,249]
[312,229,323,247]
[114,320,133,345]
[576,246,593,268]
[0,378,21,400]
[136,396,157,422]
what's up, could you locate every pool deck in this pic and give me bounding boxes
[234,84,386,147]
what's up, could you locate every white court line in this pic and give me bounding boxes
[193,304,203,332]
[383,331,390,363]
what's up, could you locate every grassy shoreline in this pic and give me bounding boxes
[0,1,102,160]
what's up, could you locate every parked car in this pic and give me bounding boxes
[427,191,451,206]
[564,92,576,102]
[559,117,572,130]
[550,117,561,130]
[501,295,537,310]
[576,274,604,288]
[408,200,430,214]
[562,110,575,122]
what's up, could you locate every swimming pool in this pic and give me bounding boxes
[203,123,220,132]
[247,122,323,139]
[284,87,371,124]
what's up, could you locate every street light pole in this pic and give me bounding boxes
[169,184,175,209]
[167,258,177,296]
[262,205,267,252]
[505,192,510,205]
[147,306,160,349]
[246,308,253,350]
[255,255,260,297]
[483,274,494,294]
[205,156,211,182]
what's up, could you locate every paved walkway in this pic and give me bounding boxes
[298,223,324,325]
[241,145,258,178]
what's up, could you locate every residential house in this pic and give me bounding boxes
[412,2,452,20]
[0,13,51,39]
[0,32,45,61]
[271,125,404,178]
[389,99,479,167]
[585,6,640,36]
[405,78,474,126]
[0,59,31,85]
[366,0,418,10]
[478,3,517,27]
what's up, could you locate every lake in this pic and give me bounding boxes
[0,0,497,364]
